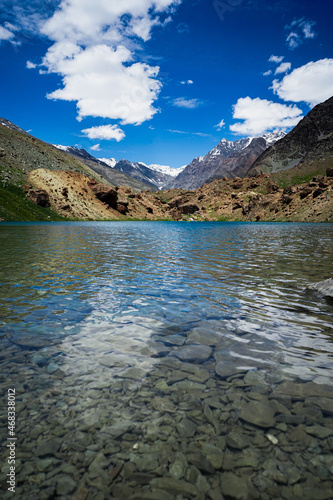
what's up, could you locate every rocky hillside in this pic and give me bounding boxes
[0,119,158,220]
[248,96,333,176]
[166,132,286,190]
[0,119,108,189]
[23,166,333,222]
[52,145,154,191]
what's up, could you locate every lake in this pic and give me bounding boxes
[1,221,333,499]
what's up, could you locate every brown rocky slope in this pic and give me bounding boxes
[26,167,333,223]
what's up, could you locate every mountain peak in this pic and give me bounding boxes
[248,96,333,176]
[166,131,286,190]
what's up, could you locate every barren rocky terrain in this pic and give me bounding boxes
[25,167,333,223]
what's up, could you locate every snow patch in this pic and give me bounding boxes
[53,144,71,152]
[148,164,186,177]
[98,158,117,168]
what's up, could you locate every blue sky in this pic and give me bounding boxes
[0,0,332,168]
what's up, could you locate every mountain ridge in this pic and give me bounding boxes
[166,131,287,190]
[51,144,154,191]
[53,145,184,190]
[248,96,333,176]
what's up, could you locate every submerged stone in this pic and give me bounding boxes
[239,400,276,428]
[273,381,333,399]
[226,430,250,450]
[215,361,244,379]
[187,451,215,474]
[56,475,77,495]
[186,328,222,346]
[130,452,159,472]
[118,367,147,379]
[35,439,61,457]
[220,472,254,500]
[201,443,224,469]
[305,425,333,439]
[176,417,197,438]
[150,477,197,496]
[169,452,188,480]
[173,344,212,362]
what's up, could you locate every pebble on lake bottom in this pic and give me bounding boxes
[1,335,333,500]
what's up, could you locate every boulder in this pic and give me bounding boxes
[266,180,279,194]
[312,188,323,199]
[326,168,333,177]
[178,203,199,215]
[117,200,129,214]
[167,196,186,209]
[27,189,50,207]
[282,194,293,205]
[309,277,333,298]
[299,186,312,199]
[233,180,243,189]
[92,185,118,209]
[283,186,295,196]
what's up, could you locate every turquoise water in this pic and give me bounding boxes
[1,221,333,499]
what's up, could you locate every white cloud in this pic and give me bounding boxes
[230,97,303,136]
[269,55,284,64]
[168,129,210,137]
[215,119,225,130]
[286,31,300,49]
[34,0,181,125]
[81,125,125,142]
[271,58,333,107]
[302,21,316,39]
[26,61,37,69]
[171,97,203,108]
[263,70,272,76]
[90,144,101,151]
[0,24,20,45]
[0,25,14,41]
[285,18,316,49]
[46,44,162,124]
[193,132,211,137]
[275,62,291,74]
[168,129,188,134]
[180,79,194,85]
[290,18,316,39]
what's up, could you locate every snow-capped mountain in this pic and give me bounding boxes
[53,145,184,189]
[147,163,186,177]
[52,145,155,191]
[99,158,185,180]
[98,157,117,169]
[53,131,287,192]
[97,158,186,189]
[166,131,287,190]
[262,131,288,147]
[106,159,173,190]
